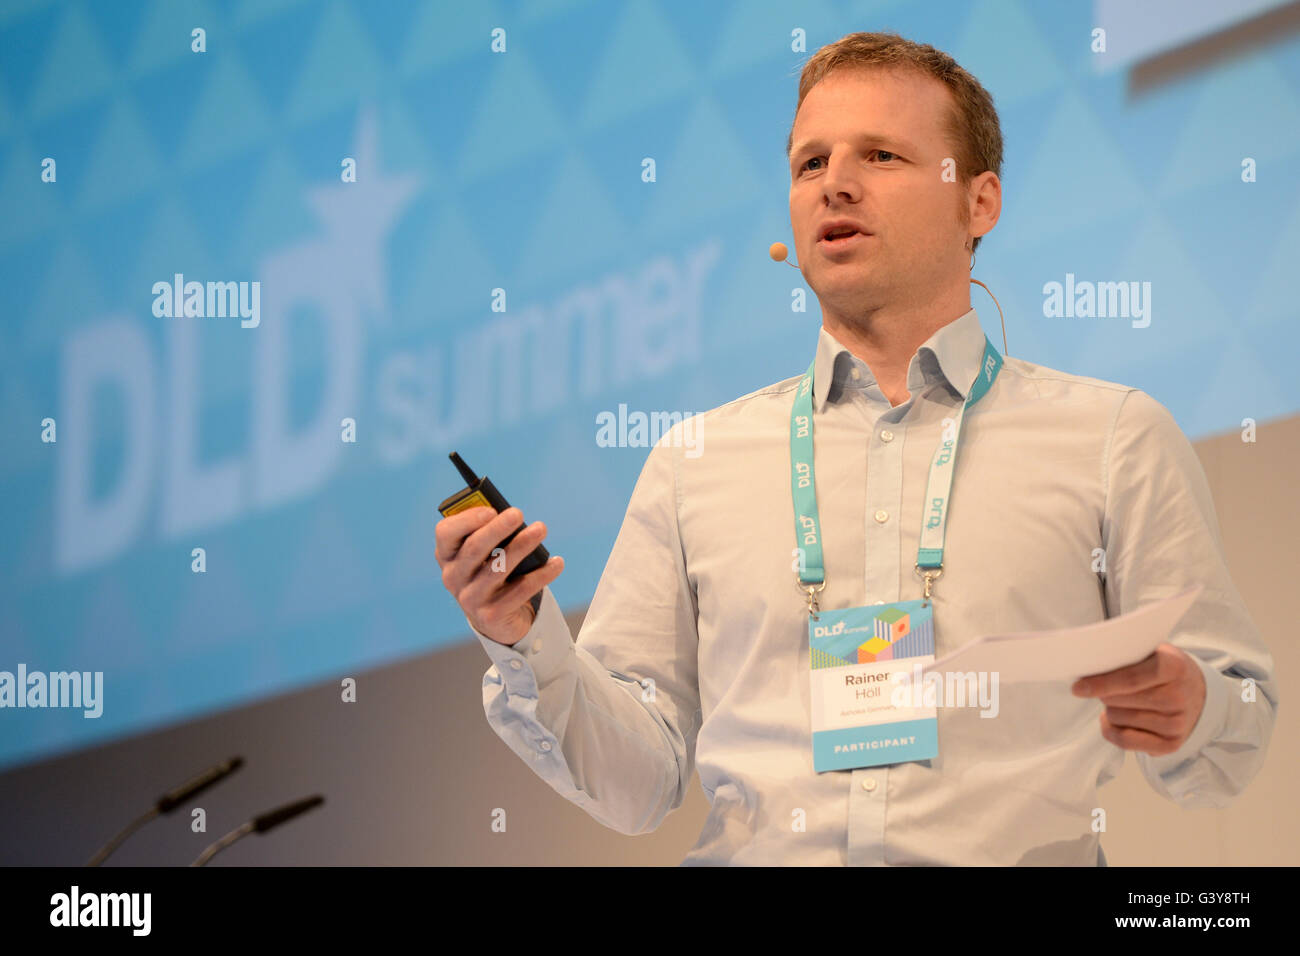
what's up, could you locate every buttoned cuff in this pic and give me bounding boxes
[1143,654,1231,777]
[469,587,573,692]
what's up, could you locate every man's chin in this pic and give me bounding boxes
[810,268,880,298]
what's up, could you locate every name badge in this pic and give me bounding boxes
[808,599,939,772]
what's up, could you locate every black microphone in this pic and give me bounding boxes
[87,756,245,866]
[190,794,325,866]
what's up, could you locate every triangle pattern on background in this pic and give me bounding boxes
[1159,56,1300,198]
[376,95,438,192]
[1247,162,1300,322]
[1190,335,1290,438]
[123,54,208,164]
[233,0,313,29]
[24,237,105,353]
[177,50,274,170]
[0,3,61,121]
[276,505,374,625]
[512,149,629,286]
[231,143,313,264]
[706,205,800,352]
[1063,213,1231,375]
[170,548,260,649]
[393,199,501,325]
[235,6,317,113]
[580,0,695,129]
[82,0,148,64]
[455,48,566,182]
[399,0,506,78]
[0,373,46,476]
[711,0,842,79]
[518,0,592,27]
[1001,89,1148,249]
[127,196,216,309]
[0,0,59,28]
[126,0,220,76]
[952,0,1065,107]
[391,473,449,592]
[28,1,114,119]
[0,135,65,242]
[639,94,766,238]
[286,0,385,125]
[128,0,220,77]
[78,95,164,210]
[69,570,152,673]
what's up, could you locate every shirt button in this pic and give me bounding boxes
[539,741,552,752]
[509,659,522,670]
[532,639,542,654]
[880,429,894,442]
[851,367,861,380]
[874,509,889,523]
[861,777,877,792]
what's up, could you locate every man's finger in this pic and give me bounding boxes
[434,506,497,563]
[465,556,564,634]
[1072,650,1165,698]
[490,555,565,612]
[1093,684,1182,713]
[498,521,548,575]
[1099,711,1180,755]
[456,521,549,605]
[1103,705,1182,737]
[453,507,526,573]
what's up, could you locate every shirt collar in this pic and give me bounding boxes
[810,308,989,412]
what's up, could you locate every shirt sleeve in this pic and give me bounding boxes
[1101,388,1278,808]
[469,431,702,835]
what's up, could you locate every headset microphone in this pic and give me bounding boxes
[769,242,800,268]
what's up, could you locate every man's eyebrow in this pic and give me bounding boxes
[789,132,919,161]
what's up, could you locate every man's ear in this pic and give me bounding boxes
[970,171,1001,239]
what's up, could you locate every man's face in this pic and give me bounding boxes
[788,66,970,321]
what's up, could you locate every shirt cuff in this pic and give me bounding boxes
[1142,653,1231,776]
[469,587,573,692]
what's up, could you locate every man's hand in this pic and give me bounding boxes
[435,505,564,646]
[1071,643,1207,756]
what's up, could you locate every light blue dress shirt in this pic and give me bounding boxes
[467,307,1277,865]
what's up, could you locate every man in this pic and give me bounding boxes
[435,32,1276,865]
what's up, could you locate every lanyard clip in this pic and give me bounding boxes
[795,575,826,620]
[914,564,943,605]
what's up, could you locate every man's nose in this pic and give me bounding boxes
[822,153,862,202]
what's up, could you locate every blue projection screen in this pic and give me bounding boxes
[1,0,1298,769]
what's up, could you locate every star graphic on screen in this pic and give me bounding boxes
[303,105,421,323]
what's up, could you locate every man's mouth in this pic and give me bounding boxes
[819,228,869,249]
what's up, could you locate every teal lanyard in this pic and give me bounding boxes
[790,335,1003,610]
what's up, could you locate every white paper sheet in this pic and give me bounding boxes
[921,585,1204,684]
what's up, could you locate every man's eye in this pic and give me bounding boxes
[799,150,896,173]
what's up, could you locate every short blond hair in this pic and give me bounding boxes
[788,31,1003,251]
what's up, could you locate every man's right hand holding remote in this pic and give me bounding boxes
[435,506,565,645]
